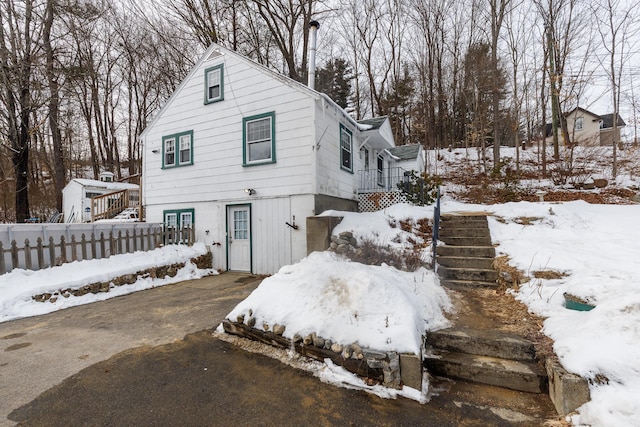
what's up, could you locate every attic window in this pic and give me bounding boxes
[575,117,584,131]
[204,64,224,104]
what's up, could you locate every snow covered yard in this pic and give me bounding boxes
[1,196,639,426]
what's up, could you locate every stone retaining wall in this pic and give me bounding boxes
[222,315,421,390]
[33,252,213,303]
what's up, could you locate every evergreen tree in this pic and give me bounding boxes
[315,58,352,109]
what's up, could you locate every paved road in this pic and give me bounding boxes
[1,272,559,426]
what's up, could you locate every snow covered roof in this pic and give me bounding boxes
[68,178,139,191]
[356,116,395,149]
[387,144,421,161]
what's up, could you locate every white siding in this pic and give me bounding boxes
[62,182,83,223]
[143,50,316,208]
[147,194,314,275]
[313,99,362,200]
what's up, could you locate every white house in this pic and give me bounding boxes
[140,43,397,274]
[62,172,139,223]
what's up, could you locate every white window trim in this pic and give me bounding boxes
[164,138,176,167]
[205,64,224,104]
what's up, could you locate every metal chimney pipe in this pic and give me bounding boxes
[307,20,320,90]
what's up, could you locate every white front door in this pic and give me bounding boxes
[227,205,251,272]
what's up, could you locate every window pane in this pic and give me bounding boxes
[165,213,177,227]
[234,210,248,240]
[246,116,272,162]
[180,212,193,227]
[179,135,191,163]
[207,69,220,100]
[209,85,219,100]
[165,138,175,166]
[247,118,271,142]
[249,140,271,161]
[341,128,352,169]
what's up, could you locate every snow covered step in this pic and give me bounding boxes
[437,256,495,270]
[438,266,498,282]
[427,327,536,361]
[436,245,495,258]
[424,350,547,394]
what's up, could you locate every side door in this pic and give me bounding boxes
[227,205,251,272]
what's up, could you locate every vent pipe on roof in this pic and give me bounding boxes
[307,20,320,90]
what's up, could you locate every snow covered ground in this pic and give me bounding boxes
[1,197,639,426]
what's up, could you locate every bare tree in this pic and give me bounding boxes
[535,0,591,160]
[249,0,324,82]
[488,0,511,170]
[0,0,44,222]
[592,0,639,178]
[43,0,65,212]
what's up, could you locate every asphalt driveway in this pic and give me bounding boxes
[1,272,559,426]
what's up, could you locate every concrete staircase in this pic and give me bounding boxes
[436,214,498,290]
[424,327,547,393]
[428,213,548,395]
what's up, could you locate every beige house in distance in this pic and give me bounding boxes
[548,107,627,146]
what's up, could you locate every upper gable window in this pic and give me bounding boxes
[340,124,353,173]
[163,130,193,168]
[243,112,276,166]
[575,117,584,131]
[205,64,224,104]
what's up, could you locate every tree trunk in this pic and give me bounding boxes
[44,0,65,213]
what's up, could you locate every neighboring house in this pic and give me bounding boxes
[140,43,399,274]
[546,107,626,146]
[62,172,140,223]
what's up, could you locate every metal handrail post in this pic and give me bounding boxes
[431,187,441,271]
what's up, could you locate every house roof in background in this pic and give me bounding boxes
[600,113,627,128]
[68,179,139,191]
[388,144,421,160]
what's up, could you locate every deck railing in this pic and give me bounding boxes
[358,167,410,192]
[91,189,140,222]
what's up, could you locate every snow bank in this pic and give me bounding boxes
[0,242,213,323]
[226,251,451,355]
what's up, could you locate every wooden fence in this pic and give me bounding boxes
[0,224,195,275]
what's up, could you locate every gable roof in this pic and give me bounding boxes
[567,107,600,119]
[67,178,138,191]
[387,144,421,161]
[600,113,626,128]
[357,117,387,130]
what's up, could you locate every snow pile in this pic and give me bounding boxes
[226,251,451,355]
[482,200,640,426]
[0,242,214,323]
